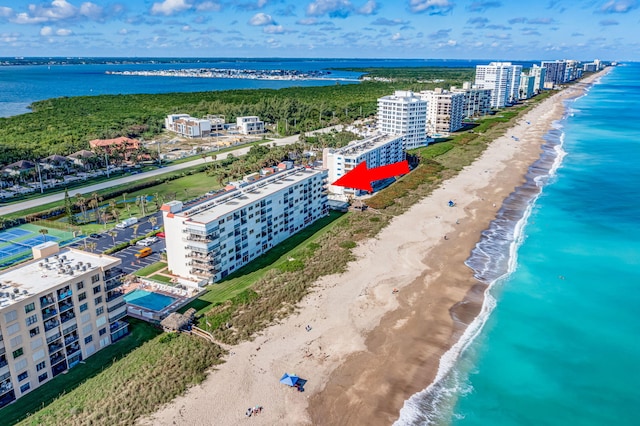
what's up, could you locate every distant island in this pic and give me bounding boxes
[105,67,358,81]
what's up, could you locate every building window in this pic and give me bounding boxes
[91,274,100,283]
[24,303,35,314]
[17,371,28,381]
[99,328,106,336]
[20,383,31,393]
[78,292,86,301]
[10,335,22,348]
[29,327,40,338]
[84,335,93,344]
[96,306,104,316]
[79,303,88,312]
[77,281,84,290]
[4,310,17,323]
[94,297,103,306]
[38,373,48,383]
[25,314,38,326]
[36,361,46,371]
[93,285,101,295]
[12,348,24,359]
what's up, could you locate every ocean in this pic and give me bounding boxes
[395,63,640,425]
[0,58,536,118]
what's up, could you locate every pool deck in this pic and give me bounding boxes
[122,280,204,323]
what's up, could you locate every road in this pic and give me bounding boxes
[0,125,342,216]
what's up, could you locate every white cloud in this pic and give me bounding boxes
[39,25,72,36]
[358,0,378,15]
[391,32,403,41]
[56,28,72,36]
[0,6,13,18]
[409,0,454,15]
[307,0,352,17]
[151,0,192,16]
[196,1,222,12]
[263,24,285,34]
[79,2,103,20]
[10,0,102,24]
[118,28,128,35]
[249,12,274,26]
[600,0,637,13]
[0,32,20,43]
[40,26,54,36]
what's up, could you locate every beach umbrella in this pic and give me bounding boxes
[279,373,299,387]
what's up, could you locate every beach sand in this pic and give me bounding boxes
[141,71,607,426]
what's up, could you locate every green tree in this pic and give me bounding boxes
[64,188,77,226]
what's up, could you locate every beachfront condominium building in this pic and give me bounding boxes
[377,91,428,149]
[165,114,213,138]
[324,134,404,198]
[530,65,547,93]
[451,83,492,118]
[475,62,520,108]
[564,60,582,82]
[236,116,265,135]
[162,166,328,283]
[418,89,465,136]
[518,74,536,100]
[541,60,567,86]
[509,65,523,103]
[0,242,127,408]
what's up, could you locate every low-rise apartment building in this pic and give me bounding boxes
[324,134,404,198]
[236,116,265,135]
[0,243,127,408]
[162,166,328,283]
[165,114,215,138]
[419,89,465,136]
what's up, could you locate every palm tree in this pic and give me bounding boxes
[149,216,158,230]
[109,199,119,223]
[75,194,87,223]
[39,228,48,242]
[131,224,139,237]
[108,231,117,245]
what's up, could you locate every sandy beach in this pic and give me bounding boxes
[140,71,607,426]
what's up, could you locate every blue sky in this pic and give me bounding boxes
[0,0,638,60]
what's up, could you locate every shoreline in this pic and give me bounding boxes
[141,71,608,426]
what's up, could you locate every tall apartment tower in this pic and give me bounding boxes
[541,60,567,86]
[324,134,404,198]
[0,243,127,408]
[509,65,523,103]
[162,167,328,283]
[474,62,518,108]
[377,90,428,149]
[451,83,492,118]
[530,65,547,93]
[418,89,465,136]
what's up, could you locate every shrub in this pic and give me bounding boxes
[339,240,356,249]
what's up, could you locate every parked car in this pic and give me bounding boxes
[89,233,102,238]
[155,232,166,239]
[136,239,150,247]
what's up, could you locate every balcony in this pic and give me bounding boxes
[44,319,60,332]
[46,331,61,344]
[108,310,127,323]
[107,300,126,313]
[48,342,63,355]
[50,353,65,366]
[42,308,58,321]
[64,333,79,346]
[110,320,129,333]
[58,301,74,313]
[40,295,55,309]
[57,287,72,301]
[184,234,213,243]
[186,252,212,260]
[60,311,76,324]
[106,290,124,303]
[65,343,81,357]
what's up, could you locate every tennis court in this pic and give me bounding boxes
[0,224,75,264]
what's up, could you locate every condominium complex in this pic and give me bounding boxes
[236,116,265,135]
[529,65,547,93]
[377,91,428,149]
[475,62,521,108]
[324,134,404,198]
[541,60,567,86]
[451,83,492,118]
[419,89,465,136]
[518,74,536,100]
[162,166,328,283]
[0,243,127,408]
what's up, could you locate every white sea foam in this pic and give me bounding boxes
[393,123,569,426]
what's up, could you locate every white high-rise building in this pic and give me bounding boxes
[518,74,536,100]
[541,60,567,86]
[0,243,127,408]
[509,65,523,103]
[530,65,546,93]
[162,166,328,283]
[475,62,519,108]
[418,89,465,136]
[377,91,428,149]
[324,134,404,198]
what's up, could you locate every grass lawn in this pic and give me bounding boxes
[3,319,160,425]
[134,261,167,277]
[148,274,172,284]
[180,211,347,315]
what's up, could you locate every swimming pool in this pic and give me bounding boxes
[124,289,176,311]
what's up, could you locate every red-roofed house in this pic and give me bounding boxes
[89,137,141,163]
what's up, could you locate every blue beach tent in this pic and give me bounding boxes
[280,373,299,387]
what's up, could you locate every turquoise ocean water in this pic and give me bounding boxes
[395,64,640,425]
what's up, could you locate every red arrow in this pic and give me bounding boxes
[332,160,410,192]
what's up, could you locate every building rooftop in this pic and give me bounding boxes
[329,134,403,158]
[0,247,120,308]
[174,167,327,224]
